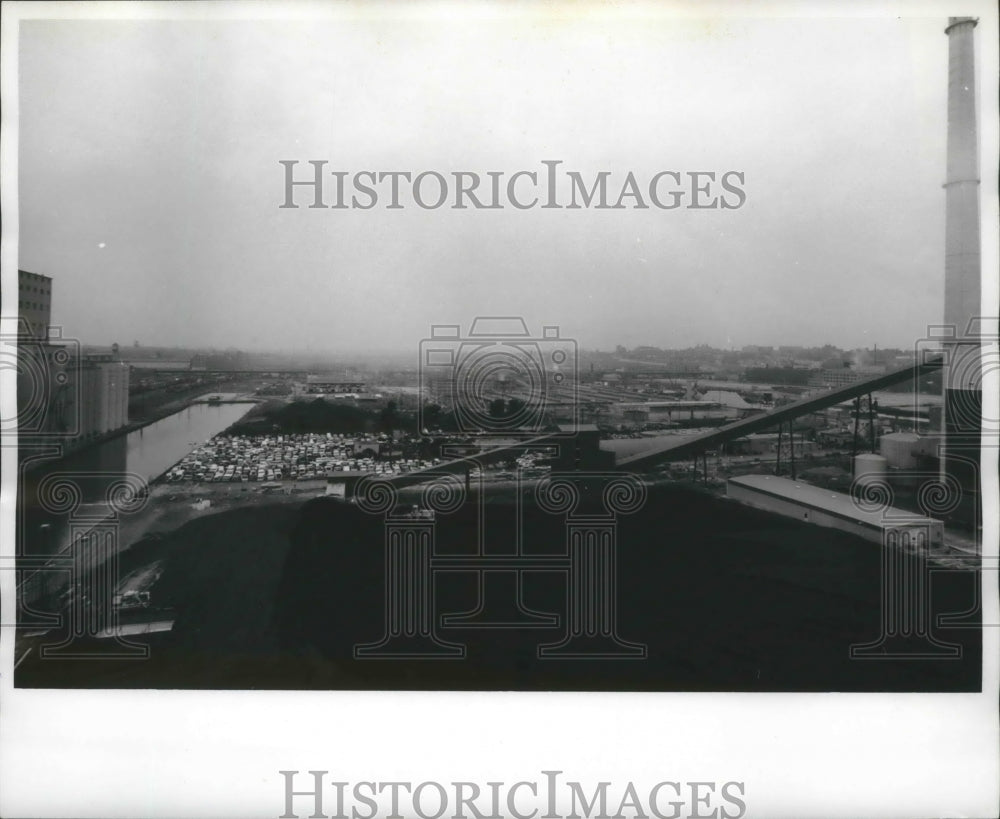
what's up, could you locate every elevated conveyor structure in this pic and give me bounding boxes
[612,355,944,471]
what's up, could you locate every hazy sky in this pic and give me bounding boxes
[15,7,985,353]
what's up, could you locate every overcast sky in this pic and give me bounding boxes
[14,6,988,353]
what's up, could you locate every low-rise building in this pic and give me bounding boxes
[613,400,726,423]
[727,474,944,548]
[726,433,818,456]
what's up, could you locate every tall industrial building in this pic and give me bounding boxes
[17,270,53,340]
[15,270,70,436]
[941,17,982,491]
[73,354,130,436]
[15,271,129,441]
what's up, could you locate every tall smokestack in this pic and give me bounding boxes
[942,16,982,494]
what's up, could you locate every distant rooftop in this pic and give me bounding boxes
[702,389,754,409]
[557,423,600,434]
[18,269,52,282]
[617,401,721,410]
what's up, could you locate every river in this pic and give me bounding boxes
[19,401,255,560]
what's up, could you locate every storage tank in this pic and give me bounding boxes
[880,432,921,469]
[854,453,888,485]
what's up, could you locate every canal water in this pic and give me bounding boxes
[121,402,256,485]
[19,402,255,560]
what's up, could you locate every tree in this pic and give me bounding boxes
[488,398,507,418]
[379,400,400,433]
[422,403,443,430]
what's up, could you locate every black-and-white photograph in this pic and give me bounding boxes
[1,1,997,817]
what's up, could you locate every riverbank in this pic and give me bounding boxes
[122,479,330,545]
[17,400,262,582]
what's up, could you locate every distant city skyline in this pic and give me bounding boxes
[13,11,992,352]
[71,336,923,362]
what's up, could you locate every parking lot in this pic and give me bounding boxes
[164,432,438,484]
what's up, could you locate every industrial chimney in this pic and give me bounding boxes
[941,16,982,493]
